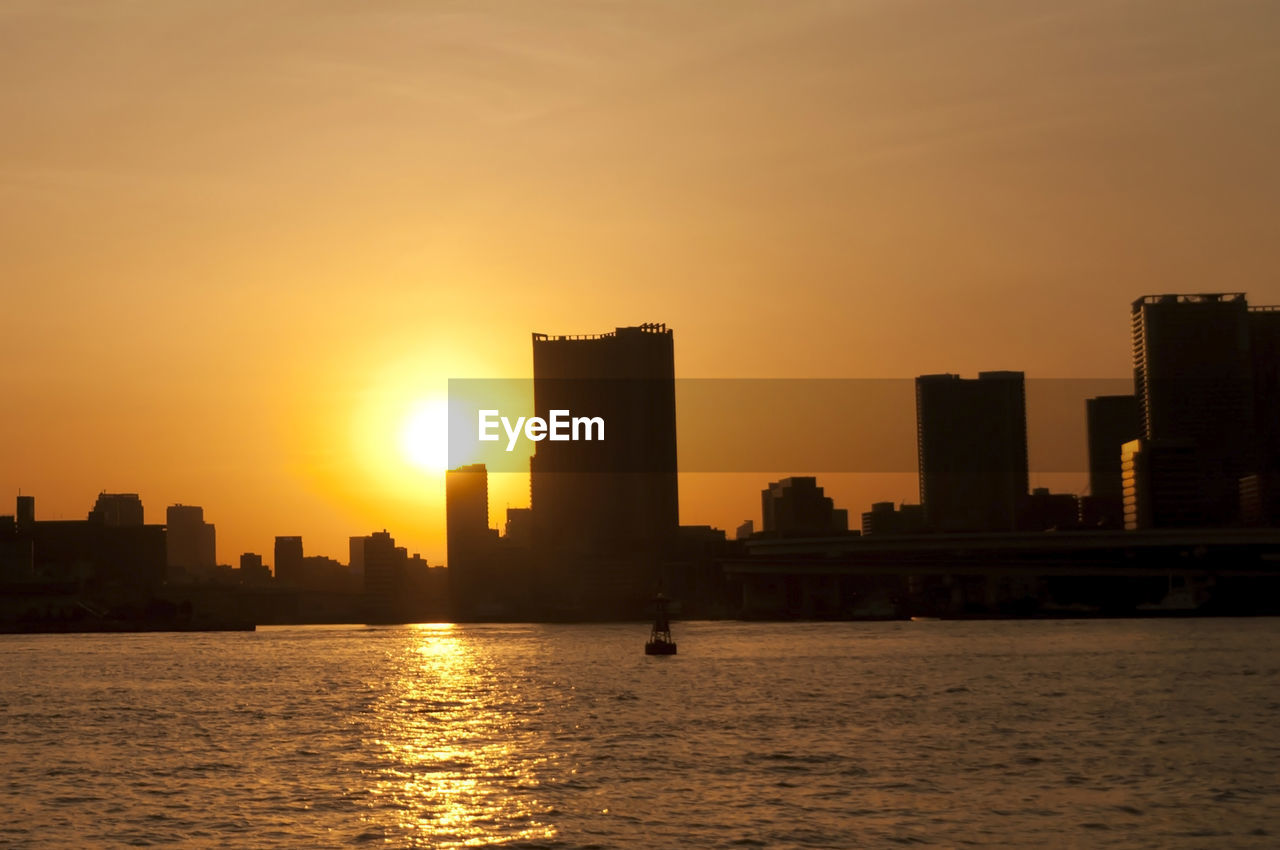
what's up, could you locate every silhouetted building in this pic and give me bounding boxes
[238,552,271,584]
[761,477,849,537]
[88,493,144,526]
[363,530,405,622]
[861,502,926,535]
[19,494,166,594]
[404,552,449,620]
[529,323,678,556]
[1084,395,1139,529]
[348,536,366,578]
[677,525,727,552]
[735,519,754,541]
[32,520,166,589]
[503,508,533,546]
[447,464,491,558]
[1,501,33,579]
[165,504,216,577]
[446,464,497,616]
[361,530,447,623]
[293,555,351,592]
[1122,438,1204,530]
[1022,488,1079,531]
[16,495,34,533]
[273,536,304,584]
[916,371,1029,532]
[1132,294,1254,525]
[1246,306,1280,525]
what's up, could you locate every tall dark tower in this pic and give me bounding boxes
[1243,306,1280,524]
[445,463,494,617]
[1129,293,1254,526]
[165,504,216,577]
[530,323,678,556]
[273,536,303,584]
[1083,395,1139,528]
[446,464,490,563]
[915,371,1029,532]
[15,495,34,534]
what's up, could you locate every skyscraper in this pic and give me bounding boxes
[273,536,303,584]
[1132,294,1253,444]
[165,504,216,577]
[1249,308,1280,467]
[446,463,490,557]
[362,529,408,624]
[916,371,1028,532]
[445,463,495,617]
[1086,396,1139,501]
[1129,293,1255,526]
[1243,306,1280,524]
[529,323,678,555]
[1083,395,1139,528]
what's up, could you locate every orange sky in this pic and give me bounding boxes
[2,1,1278,565]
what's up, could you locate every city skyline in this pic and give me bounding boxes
[4,292,1277,570]
[7,6,1280,846]
[8,286,1277,575]
[4,1,1279,563]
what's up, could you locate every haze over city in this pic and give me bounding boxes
[3,0,1278,565]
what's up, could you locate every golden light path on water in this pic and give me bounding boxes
[362,624,559,847]
[4,622,1280,848]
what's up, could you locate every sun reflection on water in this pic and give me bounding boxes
[361,624,558,847]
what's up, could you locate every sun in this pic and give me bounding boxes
[400,398,450,474]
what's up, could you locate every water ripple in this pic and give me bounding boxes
[1,621,1279,847]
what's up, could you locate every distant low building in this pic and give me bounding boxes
[677,525,727,554]
[88,493,145,527]
[296,555,352,593]
[20,495,166,594]
[761,477,849,537]
[503,508,533,547]
[362,530,446,623]
[861,502,926,535]
[1021,489,1079,531]
[238,552,271,585]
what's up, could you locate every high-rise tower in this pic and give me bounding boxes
[916,371,1028,532]
[1128,293,1254,526]
[530,323,678,555]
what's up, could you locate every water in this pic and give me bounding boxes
[1,620,1278,848]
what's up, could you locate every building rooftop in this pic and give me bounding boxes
[532,323,668,342]
[1132,293,1247,308]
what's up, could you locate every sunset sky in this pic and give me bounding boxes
[3,1,1278,565]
